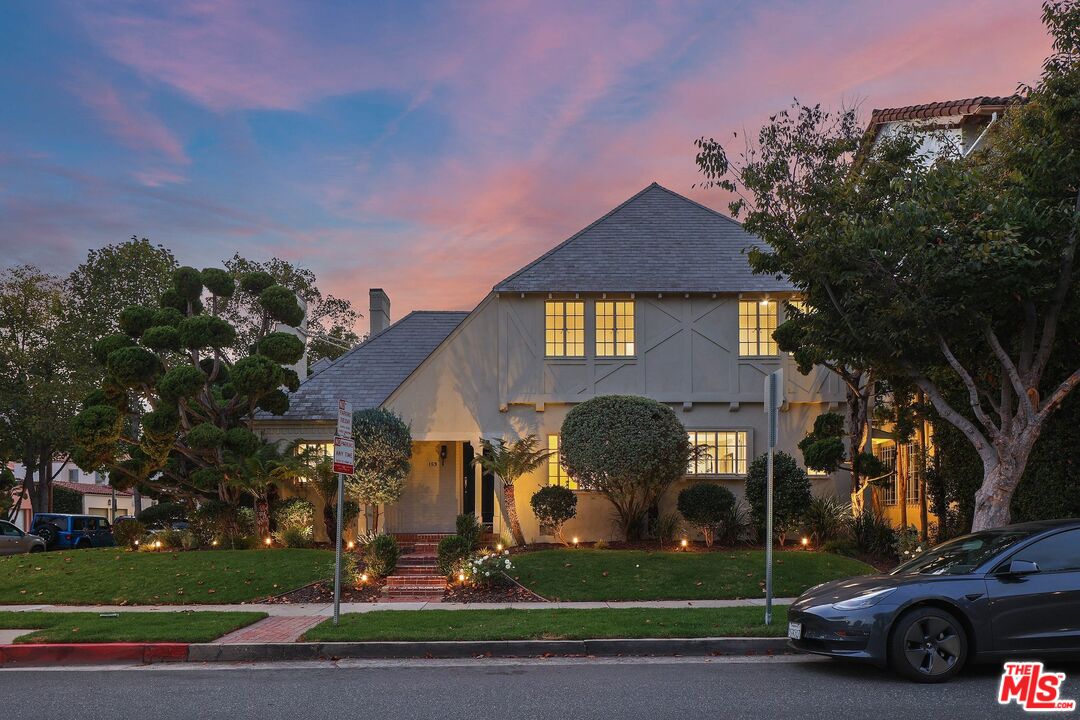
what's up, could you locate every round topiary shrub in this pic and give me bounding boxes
[257,332,305,365]
[106,346,161,387]
[231,354,282,396]
[151,307,184,328]
[141,325,180,351]
[186,422,226,450]
[364,534,400,578]
[258,285,305,326]
[677,482,736,547]
[560,395,692,540]
[113,518,147,549]
[744,450,812,543]
[157,365,206,402]
[118,305,156,337]
[141,408,180,442]
[172,266,204,301]
[530,485,577,545]
[177,315,237,350]
[200,267,236,297]
[437,535,473,576]
[239,270,276,295]
[92,334,135,364]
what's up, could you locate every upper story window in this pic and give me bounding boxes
[687,430,749,476]
[545,301,584,357]
[547,435,578,490]
[67,468,79,483]
[739,299,778,356]
[595,300,635,357]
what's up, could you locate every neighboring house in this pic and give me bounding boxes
[256,183,848,543]
[862,95,1017,534]
[5,461,150,531]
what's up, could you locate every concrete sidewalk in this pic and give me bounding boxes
[0,598,794,616]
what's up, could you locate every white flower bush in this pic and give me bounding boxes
[463,549,514,587]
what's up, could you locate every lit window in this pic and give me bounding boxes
[739,299,778,356]
[687,431,749,476]
[296,442,333,483]
[595,300,635,357]
[545,301,584,357]
[547,435,577,490]
[786,298,807,316]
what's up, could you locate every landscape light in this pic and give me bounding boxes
[572,536,579,546]
[211,540,218,547]
[264,537,272,546]
[801,537,810,547]
[457,572,466,582]
[133,540,139,546]
[359,573,368,583]
[153,540,162,549]
[347,541,355,550]
[680,538,688,548]
[496,543,503,552]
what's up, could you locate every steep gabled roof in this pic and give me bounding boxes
[494,183,791,294]
[265,311,468,421]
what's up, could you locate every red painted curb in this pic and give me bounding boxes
[0,643,190,666]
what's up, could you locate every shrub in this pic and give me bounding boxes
[655,511,683,547]
[271,497,314,532]
[529,486,577,545]
[179,529,201,551]
[851,507,898,558]
[803,495,852,544]
[592,538,609,550]
[273,526,314,548]
[363,534,400,578]
[156,528,184,550]
[715,502,752,546]
[896,526,923,562]
[676,483,736,547]
[52,485,84,514]
[455,514,483,549]
[113,518,146,549]
[137,501,188,529]
[190,500,255,548]
[463,550,514,587]
[744,451,812,542]
[822,537,860,558]
[437,535,474,576]
[560,395,693,540]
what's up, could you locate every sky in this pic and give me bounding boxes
[0,0,1053,325]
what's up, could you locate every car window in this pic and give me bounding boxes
[0,521,22,537]
[892,530,1031,575]
[1012,529,1080,573]
[72,517,87,532]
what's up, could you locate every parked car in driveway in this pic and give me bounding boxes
[0,520,46,554]
[30,513,116,550]
[788,518,1080,683]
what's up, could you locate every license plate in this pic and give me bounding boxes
[787,622,802,640]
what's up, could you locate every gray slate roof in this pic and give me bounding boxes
[266,311,468,421]
[495,183,792,294]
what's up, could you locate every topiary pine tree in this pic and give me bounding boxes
[70,265,306,505]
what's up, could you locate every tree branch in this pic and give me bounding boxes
[985,325,1034,419]
[938,335,999,438]
[1030,186,1080,384]
[910,369,997,469]
[1038,365,1080,423]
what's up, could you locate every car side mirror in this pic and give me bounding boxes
[1007,559,1040,575]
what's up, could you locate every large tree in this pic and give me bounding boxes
[0,266,87,518]
[695,1,1080,529]
[220,254,361,366]
[70,265,306,505]
[351,408,412,534]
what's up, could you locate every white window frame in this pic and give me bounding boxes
[545,300,585,358]
[595,300,635,357]
[686,430,751,477]
[739,299,779,357]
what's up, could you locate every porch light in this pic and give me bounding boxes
[760,297,771,306]
[680,538,688,548]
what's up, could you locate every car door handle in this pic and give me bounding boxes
[965,593,984,601]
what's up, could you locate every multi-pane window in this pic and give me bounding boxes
[687,431,749,476]
[874,443,898,506]
[547,435,577,490]
[545,301,585,357]
[900,443,923,505]
[595,300,635,357]
[296,442,334,484]
[739,299,778,356]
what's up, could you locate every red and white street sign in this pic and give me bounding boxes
[333,436,354,474]
[336,399,353,437]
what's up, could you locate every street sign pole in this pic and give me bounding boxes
[331,400,353,627]
[764,369,783,626]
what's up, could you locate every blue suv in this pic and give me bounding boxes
[31,513,116,550]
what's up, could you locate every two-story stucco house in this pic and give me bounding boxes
[255,183,848,543]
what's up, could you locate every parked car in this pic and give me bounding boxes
[788,518,1080,683]
[30,513,116,550]
[0,520,46,555]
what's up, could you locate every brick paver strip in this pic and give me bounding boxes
[213,616,324,644]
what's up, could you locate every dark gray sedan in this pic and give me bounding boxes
[788,519,1080,682]
[0,519,46,555]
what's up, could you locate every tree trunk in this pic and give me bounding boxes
[502,483,525,546]
[323,503,337,545]
[255,496,270,540]
[133,488,143,515]
[971,435,1038,531]
[371,505,381,535]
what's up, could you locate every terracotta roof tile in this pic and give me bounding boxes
[869,95,1019,126]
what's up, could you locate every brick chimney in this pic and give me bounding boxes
[369,288,390,335]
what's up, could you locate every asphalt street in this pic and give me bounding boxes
[1,655,1076,719]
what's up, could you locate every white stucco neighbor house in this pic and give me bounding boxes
[254,183,850,543]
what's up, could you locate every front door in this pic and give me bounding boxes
[986,528,1080,652]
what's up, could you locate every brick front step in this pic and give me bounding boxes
[393,533,453,542]
[381,594,444,603]
[394,565,440,576]
[386,577,446,590]
[398,555,437,566]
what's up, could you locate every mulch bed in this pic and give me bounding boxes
[444,580,546,603]
[264,579,386,604]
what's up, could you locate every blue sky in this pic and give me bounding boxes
[0,0,1051,317]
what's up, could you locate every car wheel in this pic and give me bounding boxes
[34,524,58,549]
[29,545,44,553]
[889,606,968,683]
[75,539,91,549]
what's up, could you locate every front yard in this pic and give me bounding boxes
[0,610,266,643]
[0,548,333,605]
[511,549,873,601]
[303,607,788,642]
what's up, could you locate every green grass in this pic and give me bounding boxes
[0,610,266,643]
[0,548,333,605]
[304,607,789,642]
[512,549,874,601]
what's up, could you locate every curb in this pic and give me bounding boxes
[0,643,189,667]
[0,637,790,666]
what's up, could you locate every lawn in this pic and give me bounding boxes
[0,548,334,605]
[511,549,874,601]
[303,607,788,642]
[0,610,266,643]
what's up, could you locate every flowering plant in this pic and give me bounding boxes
[462,549,514,587]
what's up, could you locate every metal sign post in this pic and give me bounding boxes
[764,369,783,625]
[332,400,354,626]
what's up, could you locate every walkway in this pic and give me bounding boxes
[0,598,794,616]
